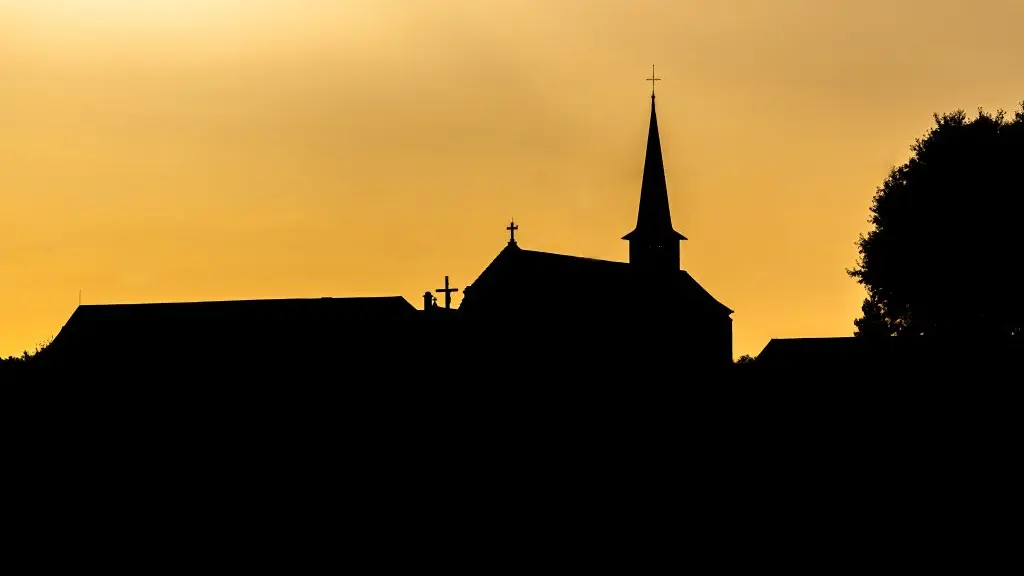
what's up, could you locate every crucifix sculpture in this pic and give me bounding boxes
[507,219,519,245]
[435,275,459,309]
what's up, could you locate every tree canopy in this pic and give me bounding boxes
[849,104,1024,339]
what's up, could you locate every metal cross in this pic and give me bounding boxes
[647,64,661,96]
[507,219,519,244]
[435,275,459,309]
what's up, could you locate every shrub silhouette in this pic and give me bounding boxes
[0,338,52,382]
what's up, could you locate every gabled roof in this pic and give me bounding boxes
[756,337,863,364]
[62,296,416,326]
[463,243,732,316]
[48,296,419,355]
[756,335,1021,367]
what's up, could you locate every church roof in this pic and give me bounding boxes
[463,243,732,316]
[623,94,686,242]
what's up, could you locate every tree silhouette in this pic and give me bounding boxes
[849,104,1024,339]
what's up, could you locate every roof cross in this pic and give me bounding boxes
[507,219,519,245]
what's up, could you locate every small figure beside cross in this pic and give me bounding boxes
[435,275,459,309]
[507,219,519,245]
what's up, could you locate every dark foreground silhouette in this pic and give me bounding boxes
[5,314,1018,571]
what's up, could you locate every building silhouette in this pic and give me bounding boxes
[458,92,732,369]
[40,89,733,378]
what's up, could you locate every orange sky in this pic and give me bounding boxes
[2,0,1023,359]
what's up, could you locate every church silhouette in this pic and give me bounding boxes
[42,87,733,379]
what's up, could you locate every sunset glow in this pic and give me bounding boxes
[3,0,1024,358]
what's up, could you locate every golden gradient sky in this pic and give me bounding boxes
[2,0,1023,358]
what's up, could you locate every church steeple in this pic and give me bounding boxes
[623,71,686,272]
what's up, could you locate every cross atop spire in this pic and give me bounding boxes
[646,64,661,98]
[623,77,686,272]
[507,219,519,245]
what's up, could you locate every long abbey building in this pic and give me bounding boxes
[40,90,733,379]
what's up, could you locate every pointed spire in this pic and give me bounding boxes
[623,92,686,243]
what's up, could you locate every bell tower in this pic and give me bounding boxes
[622,66,686,272]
